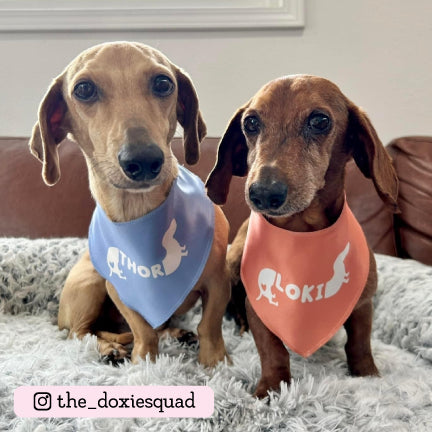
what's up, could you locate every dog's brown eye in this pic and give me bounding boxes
[308,113,331,134]
[73,81,98,102]
[243,116,261,135]
[152,75,174,97]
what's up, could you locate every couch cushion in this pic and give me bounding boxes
[345,160,397,256]
[0,137,94,238]
[387,136,432,265]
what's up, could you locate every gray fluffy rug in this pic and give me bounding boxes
[1,238,431,431]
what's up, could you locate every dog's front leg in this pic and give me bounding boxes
[195,205,231,367]
[105,282,158,363]
[246,298,291,398]
[344,252,379,377]
[344,298,379,377]
[197,272,231,367]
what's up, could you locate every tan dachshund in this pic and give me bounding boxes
[206,75,398,397]
[29,42,230,367]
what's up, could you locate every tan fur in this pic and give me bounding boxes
[206,75,398,396]
[29,42,230,367]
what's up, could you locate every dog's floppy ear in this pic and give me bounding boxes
[205,107,249,205]
[29,75,69,186]
[175,68,207,165]
[347,103,399,212]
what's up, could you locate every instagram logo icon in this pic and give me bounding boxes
[33,392,52,411]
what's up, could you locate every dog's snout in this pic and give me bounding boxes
[249,180,288,211]
[118,143,164,182]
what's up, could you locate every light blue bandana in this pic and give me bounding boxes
[88,166,215,328]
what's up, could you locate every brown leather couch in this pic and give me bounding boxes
[1,136,431,266]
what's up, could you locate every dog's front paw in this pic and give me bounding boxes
[199,351,232,368]
[198,339,231,367]
[348,355,380,378]
[131,339,159,363]
[253,369,291,399]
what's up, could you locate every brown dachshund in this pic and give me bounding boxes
[206,75,398,397]
[29,42,230,367]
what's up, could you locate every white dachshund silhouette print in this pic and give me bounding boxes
[162,219,188,275]
[256,242,351,305]
[256,268,284,306]
[324,242,350,298]
[107,247,127,280]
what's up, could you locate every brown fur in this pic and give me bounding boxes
[29,42,230,367]
[206,75,398,397]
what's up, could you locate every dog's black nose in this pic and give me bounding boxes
[118,144,164,181]
[249,181,288,211]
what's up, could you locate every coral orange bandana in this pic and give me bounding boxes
[241,201,370,357]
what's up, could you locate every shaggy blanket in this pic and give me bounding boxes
[0,238,431,431]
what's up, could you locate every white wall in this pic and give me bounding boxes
[1,0,431,145]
